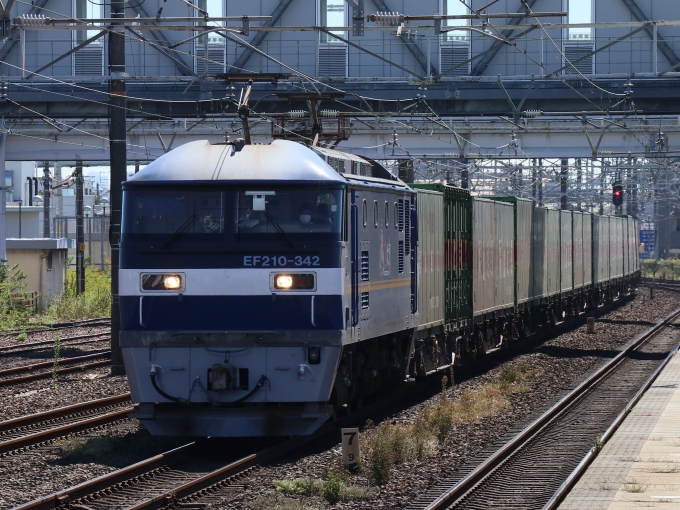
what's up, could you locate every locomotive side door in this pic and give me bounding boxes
[350,189,359,328]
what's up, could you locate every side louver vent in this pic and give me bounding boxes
[398,240,404,273]
[361,251,369,281]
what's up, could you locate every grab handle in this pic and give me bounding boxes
[139,296,146,328]
[311,295,316,327]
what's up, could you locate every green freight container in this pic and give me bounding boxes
[412,183,472,329]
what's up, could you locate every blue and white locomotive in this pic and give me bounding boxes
[120,139,418,436]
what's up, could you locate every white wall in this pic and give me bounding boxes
[5,205,44,238]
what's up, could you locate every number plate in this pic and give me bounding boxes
[341,427,360,467]
[243,255,321,267]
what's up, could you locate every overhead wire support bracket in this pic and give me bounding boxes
[13,15,271,26]
[344,0,364,36]
[368,11,566,23]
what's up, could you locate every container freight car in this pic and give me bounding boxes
[413,182,640,365]
[560,210,574,294]
[583,213,593,287]
[572,212,585,290]
[610,216,624,280]
[489,196,533,308]
[532,208,561,301]
[412,184,470,373]
[415,188,445,330]
[593,215,610,287]
[472,199,515,353]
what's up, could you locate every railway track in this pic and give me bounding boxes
[0,394,132,456]
[0,318,111,338]
[0,351,111,386]
[0,332,110,355]
[15,374,443,510]
[407,306,680,510]
[640,277,680,293]
[12,297,661,509]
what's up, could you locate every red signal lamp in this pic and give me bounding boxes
[612,184,624,206]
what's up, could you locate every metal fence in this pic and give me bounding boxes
[8,28,680,80]
[54,215,110,270]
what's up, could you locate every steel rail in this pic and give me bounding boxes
[115,378,458,510]
[0,332,110,354]
[0,396,132,456]
[423,305,680,510]
[14,443,196,510]
[0,351,109,378]
[0,355,111,387]
[0,408,131,455]
[15,367,443,509]
[0,318,110,338]
[0,393,130,432]
[13,295,645,509]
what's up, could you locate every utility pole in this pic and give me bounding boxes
[42,162,50,238]
[632,159,639,217]
[76,161,85,295]
[560,158,568,210]
[538,158,543,207]
[532,158,537,200]
[576,158,582,210]
[0,121,6,265]
[599,161,604,215]
[109,0,127,376]
[460,158,468,189]
[54,162,62,217]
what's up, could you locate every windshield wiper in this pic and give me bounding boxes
[161,213,198,250]
[264,211,296,250]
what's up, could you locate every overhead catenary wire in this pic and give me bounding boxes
[2,2,674,194]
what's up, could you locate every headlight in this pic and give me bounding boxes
[271,273,316,291]
[275,275,293,289]
[141,273,185,291]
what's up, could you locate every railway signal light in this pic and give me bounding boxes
[613,184,623,206]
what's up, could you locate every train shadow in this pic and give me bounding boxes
[50,425,284,470]
[596,318,656,326]
[533,345,620,359]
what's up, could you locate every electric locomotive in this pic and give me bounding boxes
[120,139,419,436]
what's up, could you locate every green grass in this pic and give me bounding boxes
[0,262,111,332]
[0,264,37,332]
[642,258,680,280]
[361,363,543,485]
[45,264,112,321]
[273,470,374,505]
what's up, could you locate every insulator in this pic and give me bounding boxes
[372,12,404,26]
[522,110,542,118]
[320,110,338,117]
[15,14,51,26]
[287,110,308,118]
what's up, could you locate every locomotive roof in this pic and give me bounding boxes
[128,139,346,183]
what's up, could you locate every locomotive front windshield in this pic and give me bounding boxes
[122,186,344,249]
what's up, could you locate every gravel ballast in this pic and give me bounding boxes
[212,290,679,509]
[1,290,677,509]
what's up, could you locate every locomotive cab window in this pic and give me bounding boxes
[122,186,344,248]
